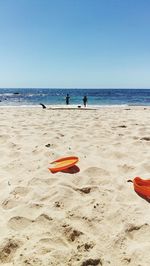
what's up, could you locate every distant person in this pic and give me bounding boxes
[83,95,88,107]
[66,94,70,105]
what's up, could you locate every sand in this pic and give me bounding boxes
[0,106,150,266]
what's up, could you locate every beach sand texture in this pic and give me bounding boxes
[0,107,150,266]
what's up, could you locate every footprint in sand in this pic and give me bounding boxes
[114,223,150,252]
[35,213,53,223]
[118,164,135,174]
[2,199,20,210]
[2,186,29,210]
[36,236,69,255]
[112,223,150,265]
[0,238,21,263]
[83,167,110,186]
[10,186,30,197]
[8,216,32,230]
[124,223,150,241]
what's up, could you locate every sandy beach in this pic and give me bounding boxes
[0,106,150,266]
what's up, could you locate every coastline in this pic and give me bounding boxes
[0,106,150,265]
[0,104,150,109]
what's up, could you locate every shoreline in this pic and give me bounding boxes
[0,104,150,109]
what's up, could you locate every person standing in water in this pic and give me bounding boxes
[66,94,70,105]
[83,95,88,107]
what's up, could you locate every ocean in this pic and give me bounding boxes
[0,88,150,107]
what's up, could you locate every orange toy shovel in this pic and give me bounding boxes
[128,177,150,199]
[49,156,79,173]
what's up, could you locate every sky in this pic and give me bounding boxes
[0,0,150,88]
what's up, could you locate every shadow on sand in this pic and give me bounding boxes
[61,165,80,174]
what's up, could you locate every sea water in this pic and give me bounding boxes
[0,88,150,107]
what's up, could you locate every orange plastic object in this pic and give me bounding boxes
[133,177,150,198]
[49,156,79,173]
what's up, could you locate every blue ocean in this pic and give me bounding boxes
[0,88,150,107]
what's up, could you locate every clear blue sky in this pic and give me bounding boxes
[0,0,150,88]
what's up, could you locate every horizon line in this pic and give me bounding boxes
[0,87,150,90]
